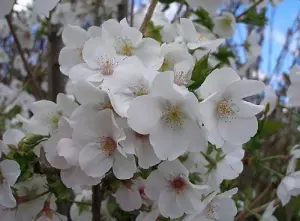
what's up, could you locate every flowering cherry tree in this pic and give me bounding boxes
[0,0,299,221]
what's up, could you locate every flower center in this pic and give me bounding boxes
[132,85,149,97]
[174,70,188,86]
[135,133,149,141]
[199,34,207,41]
[100,136,117,156]
[170,175,187,193]
[204,202,220,219]
[103,102,113,110]
[161,102,186,130]
[216,100,234,119]
[76,46,84,58]
[121,180,133,189]
[99,57,118,76]
[121,43,133,56]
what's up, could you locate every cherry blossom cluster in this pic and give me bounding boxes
[0,0,299,220]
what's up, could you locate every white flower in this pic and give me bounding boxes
[0,160,21,208]
[36,200,67,221]
[261,200,278,221]
[78,109,136,179]
[24,93,78,135]
[186,0,223,14]
[0,129,24,157]
[205,148,245,187]
[0,19,9,38]
[16,27,34,49]
[261,86,277,116]
[184,188,238,221]
[277,171,300,206]
[0,0,14,18]
[128,72,207,161]
[69,36,126,87]
[108,57,158,117]
[59,25,101,76]
[70,190,92,221]
[287,145,300,174]
[179,18,224,50]
[159,42,194,71]
[287,65,300,107]
[51,2,76,25]
[121,129,160,169]
[136,204,160,221]
[145,160,208,219]
[115,179,147,211]
[245,31,261,58]
[0,48,9,63]
[102,19,163,70]
[213,12,236,37]
[44,117,102,188]
[34,0,60,17]
[198,67,265,146]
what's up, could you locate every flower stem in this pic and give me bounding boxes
[260,164,284,179]
[261,155,288,162]
[236,0,264,21]
[139,0,158,35]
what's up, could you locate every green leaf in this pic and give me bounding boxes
[145,21,162,42]
[259,121,286,137]
[239,8,267,27]
[194,8,214,31]
[188,53,210,90]
[5,105,22,119]
[212,46,235,65]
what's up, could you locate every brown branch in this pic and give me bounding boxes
[130,0,135,26]
[139,0,158,35]
[92,184,102,221]
[236,0,264,21]
[250,199,281,215]
[235,184,274,221]
[5,14,43,99]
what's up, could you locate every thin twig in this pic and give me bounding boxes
[250,199,281,215]
[236,0,264,21]
[235,184,273,221]
[5,14,43,99]
[139,0,158,34]
[130,0,135,26]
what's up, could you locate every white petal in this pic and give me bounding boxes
[3,129,24,146]
[112,153,136,180]
[127,95,161,134]
[59,47,83,76]
[69,63,98,83]
[61,166,102,188]
[0,160,20,185]
[57,138,79,166]
[0,184,16,208]
[136,138,161,169]
[159,190,183,219]
[225,80,265,99]
[234,100,264,118]
[218,117,258,144]
[79,143,113,178]
[115,187,142,211]
[56,93,78,117]
[158,160,189,177]
[62,25,89,47]
[199,67,240,99]
[176,188,203,214]
[145,170,167,200]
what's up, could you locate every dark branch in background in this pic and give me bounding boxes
[130,0,135,26]
[5,14,44,99]
[236,0,264,21]
[92,184,102,221]
[139,0,158,34]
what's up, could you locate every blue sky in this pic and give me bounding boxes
[260,0,299,77]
